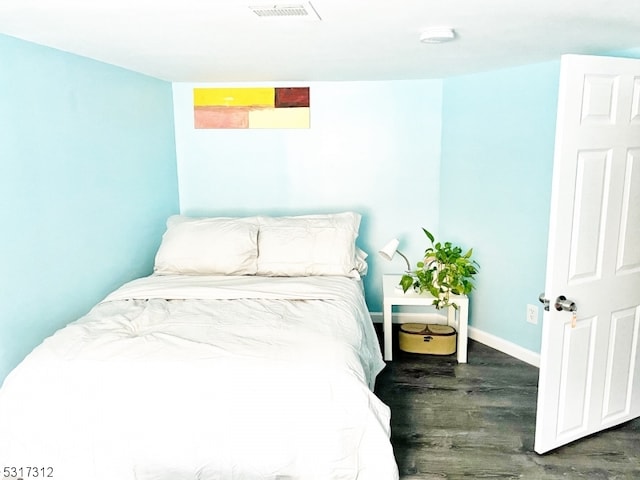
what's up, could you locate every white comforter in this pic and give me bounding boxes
[0,275,398,480]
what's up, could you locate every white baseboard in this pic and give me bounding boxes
[370,311,540,367]
[467,326,540,367]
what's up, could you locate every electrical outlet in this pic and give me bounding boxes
[526,304,538,325]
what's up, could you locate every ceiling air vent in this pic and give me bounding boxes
[249,3,321,20]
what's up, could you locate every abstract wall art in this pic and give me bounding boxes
[193,87,310,129]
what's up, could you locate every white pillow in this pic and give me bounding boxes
[355,247,369,276]
[154,216,259,275]
[256,212,361,276]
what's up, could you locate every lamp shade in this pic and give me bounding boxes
[379,238,400,261]
[379,238,412,272]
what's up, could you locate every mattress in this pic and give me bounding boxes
[0,274,398,480]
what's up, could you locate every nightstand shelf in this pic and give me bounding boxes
[382,274,468,363]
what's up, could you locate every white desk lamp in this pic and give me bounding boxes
[378,238,411,272]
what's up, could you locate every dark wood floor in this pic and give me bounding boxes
[373,327,640,479]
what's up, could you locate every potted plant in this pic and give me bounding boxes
[400,228,479,310]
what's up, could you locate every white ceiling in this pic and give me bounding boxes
[1,0,639,83]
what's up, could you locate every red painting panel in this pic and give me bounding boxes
[274,87,310,108]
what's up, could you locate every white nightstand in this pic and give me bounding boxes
[382,274,468,363]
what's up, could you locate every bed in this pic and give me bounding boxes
[0,212,399,480]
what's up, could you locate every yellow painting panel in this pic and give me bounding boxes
[193,88,275,107]
[249,107,310,129]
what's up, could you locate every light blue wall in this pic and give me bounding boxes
[605,46,640,58]
[173,80,444,312]
[0,35,179,384]
[440,61,561,353]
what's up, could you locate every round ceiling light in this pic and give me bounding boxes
[420,27,456,44]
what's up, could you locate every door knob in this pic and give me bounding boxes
[554,295,577,312]
[539,293,550,311]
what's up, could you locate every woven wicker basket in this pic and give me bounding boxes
[398,323,457,355]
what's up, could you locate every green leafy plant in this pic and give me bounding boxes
[400,228,479,310]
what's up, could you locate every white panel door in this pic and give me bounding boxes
[535,54,640,454]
